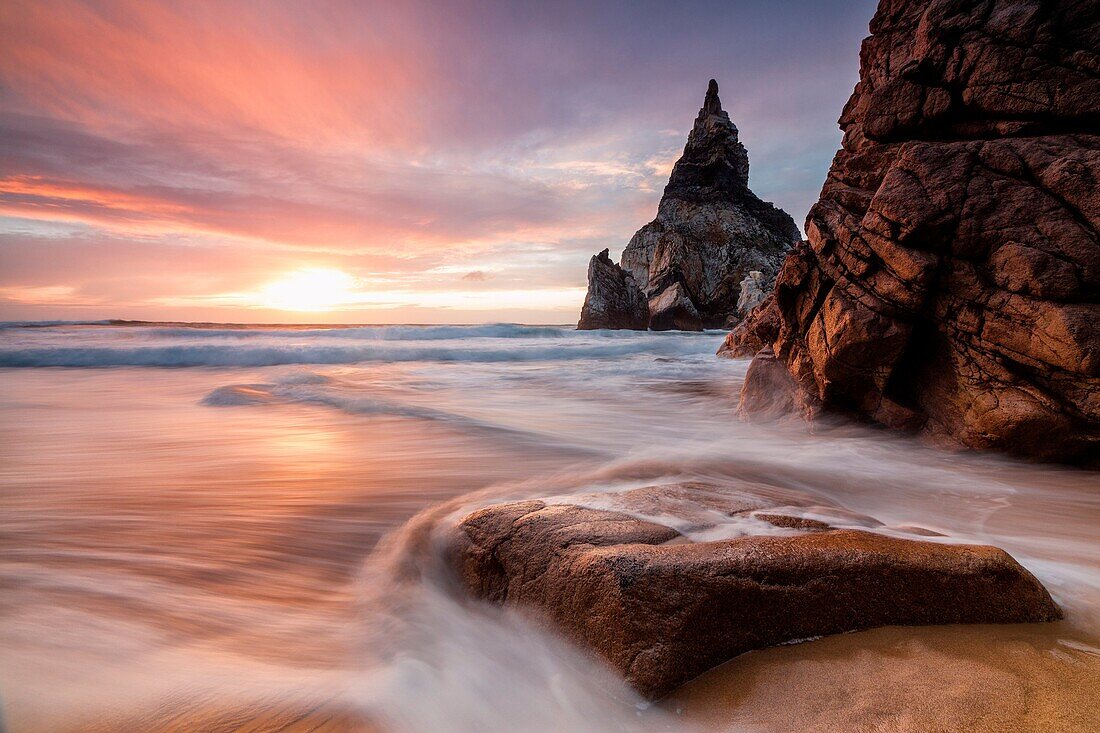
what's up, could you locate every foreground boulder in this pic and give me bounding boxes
[578,80,800,331]
[445,481,1060,699]
[734,0,1100,461]
[577,249,650,330]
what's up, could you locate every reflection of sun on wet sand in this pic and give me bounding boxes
[671,624,1100,733]
[69,695,375,733]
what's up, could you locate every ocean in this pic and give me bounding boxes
[1,322,1097,731]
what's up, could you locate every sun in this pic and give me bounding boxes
[258,268,360,311]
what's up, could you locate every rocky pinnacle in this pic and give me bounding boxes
[578,79,799,331]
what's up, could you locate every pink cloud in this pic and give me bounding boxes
[0,0,875,321]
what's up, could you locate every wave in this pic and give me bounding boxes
[128,323,581,341]
[202,380,482,424]
[1,322,585,340]
[200,377,589,452]
[2,321,728,341]
[0,337,720,368]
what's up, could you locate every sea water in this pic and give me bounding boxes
[1,322,1097,731]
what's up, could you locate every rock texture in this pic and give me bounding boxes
[717,292,781,359]
[577,249,650,330]
[735,270,769,315]
[735,0,1100,462]
[444,481,1060,699]
[578,80,800,330]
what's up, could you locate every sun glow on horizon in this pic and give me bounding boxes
[258,268,360,312]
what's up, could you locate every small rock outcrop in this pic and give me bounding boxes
[717,291,781,359]
[444,481,1060,699]
[735,270,768,315]
[735,0,1100,462]
[578,80,800,331]
[577,249,649,330]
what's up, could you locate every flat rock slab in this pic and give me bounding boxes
[443,482,1061,699]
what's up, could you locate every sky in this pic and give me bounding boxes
[0,0,878,324]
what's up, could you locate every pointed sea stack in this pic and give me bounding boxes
[577,80,800,331]
[734,0,1100,463]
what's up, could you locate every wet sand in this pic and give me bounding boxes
[56,698,371,733]
[672,624,1100,732]
[33,625,1099,733]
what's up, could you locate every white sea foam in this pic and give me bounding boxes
[0,323,722,367]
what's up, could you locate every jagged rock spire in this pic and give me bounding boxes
[578,77,799,332]
[666,78,749,199]
[702,78,722,116]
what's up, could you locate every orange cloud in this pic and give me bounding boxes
[1,1,435,147]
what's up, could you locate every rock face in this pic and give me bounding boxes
[735,270,768,314]
[736,0,1100,462]
[717,292,781,359]
[577,249,650,330]
[444,481,1060,699]
[577,80,800,331]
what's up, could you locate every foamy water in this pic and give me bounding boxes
[1,322,1097,731]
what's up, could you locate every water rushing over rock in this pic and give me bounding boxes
[578,80,800,331]
[443,481,1060,699]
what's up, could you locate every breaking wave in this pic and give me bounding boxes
[105,323,579,341]
[0,323,721,367]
